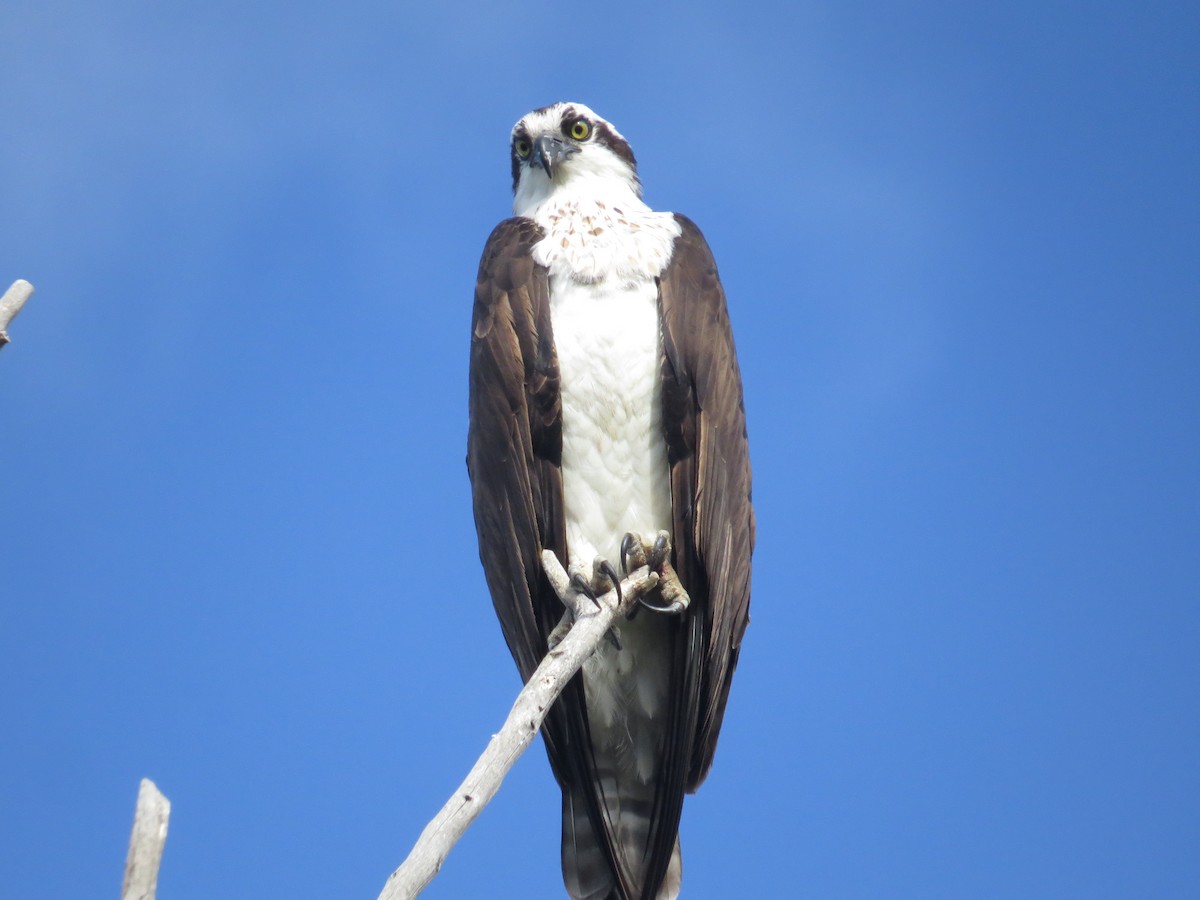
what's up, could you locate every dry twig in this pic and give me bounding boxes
[0,279,34,349]
[122,778,171,900]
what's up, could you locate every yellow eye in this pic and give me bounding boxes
[569,119,591,141]
[514,138,531,158]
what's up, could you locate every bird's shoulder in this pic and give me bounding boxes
[476,216,545,284]
[662,212,717,266]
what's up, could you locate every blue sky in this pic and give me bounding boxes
[2,1,1197,897]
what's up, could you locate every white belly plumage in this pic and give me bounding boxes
[551,273,672,568]
[550,270,674,782]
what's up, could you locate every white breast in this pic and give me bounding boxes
[551,272,672,569]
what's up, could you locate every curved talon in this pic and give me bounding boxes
[598,560,623,604]
[605,628,623,651]
[569,573,600,609]
[619,535,648,578]
[637,594,687,616]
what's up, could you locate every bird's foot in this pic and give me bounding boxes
[594,557,623,605]
[569,557,624,606]
[620,531,648,575]
[619,530,691,617]
[567,559,625,649]
[568,569,600,609]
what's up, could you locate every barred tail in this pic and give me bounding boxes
[561,777,682,900]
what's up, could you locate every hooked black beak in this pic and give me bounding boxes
[533,133,577,179]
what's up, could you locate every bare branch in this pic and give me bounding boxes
[122,778,171,900]
[377,554,658,900]
[0,279,34,349]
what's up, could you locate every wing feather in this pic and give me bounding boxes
[658,214,754,791]
[468,218,561,679]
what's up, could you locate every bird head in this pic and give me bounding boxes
[510,102,641,215]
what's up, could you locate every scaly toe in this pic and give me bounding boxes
[620,532,647,575]
[648,531,671,571]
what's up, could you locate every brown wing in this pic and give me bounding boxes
[467,218,625,885]
[659,213,755,791]
[468,217,564,682]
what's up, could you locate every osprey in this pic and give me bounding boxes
[467,102,753,900]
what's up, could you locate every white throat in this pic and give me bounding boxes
[515,176,681,285]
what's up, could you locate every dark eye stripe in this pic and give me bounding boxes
[510,127,534,190]
[590,120,636,171]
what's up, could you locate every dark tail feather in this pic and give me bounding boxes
[561,779,683,900]
[562,784,615,900]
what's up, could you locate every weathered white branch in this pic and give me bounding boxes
[121,778,171,900]
[377,554,658,900]
[0,279,34,349]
